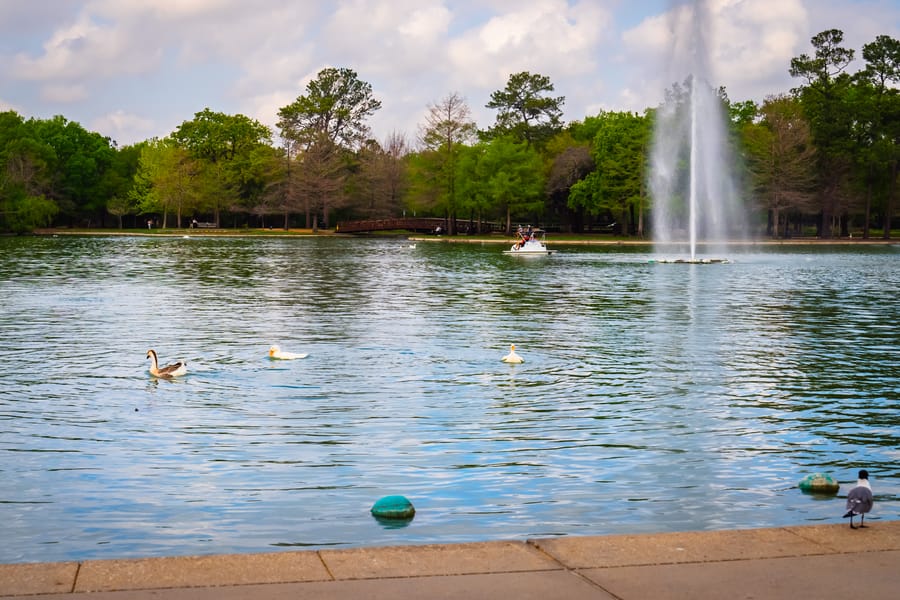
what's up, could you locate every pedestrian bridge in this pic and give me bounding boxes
[335,218,448,233]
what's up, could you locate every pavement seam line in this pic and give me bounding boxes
[778,526,842,553]
[525,539,625,600]
[70,562,82,594]
[315,551,336,581]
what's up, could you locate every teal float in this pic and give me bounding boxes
[371,495,416,519]
[798,473,840,494]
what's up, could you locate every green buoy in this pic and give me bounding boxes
[798,473,840,495]
[371,495,415,520]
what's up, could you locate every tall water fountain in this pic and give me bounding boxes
[650,0,744,262]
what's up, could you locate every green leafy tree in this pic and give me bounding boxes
[478,136,545,234]
[277,68,380,228]
[101,143,143,228]
[454,143,492,233]
[278,67,382,150]
[33,116,118,225]
[854,34,900,238]
[171,108,272,225]
[106,195,131,229]
[6,195,58,233]
[131,138,198,228]
[570,111,650,236]
[0,111,55,232]
[483,72,565,148]
[790,29,857,237]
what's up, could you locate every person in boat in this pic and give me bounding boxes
[515,225,526,249]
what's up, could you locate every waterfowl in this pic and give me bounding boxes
[146,349,187,378]
[268,345,308,360]
[843,469,874,529]
[501,344,524,364]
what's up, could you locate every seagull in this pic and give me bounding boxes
[268,345,308,360]
[843,469,873,529]
[501,344,524,364]
[146,349,187,378]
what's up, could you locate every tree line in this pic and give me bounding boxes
[1,29,897,239]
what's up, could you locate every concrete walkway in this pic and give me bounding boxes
[2,521,897,599]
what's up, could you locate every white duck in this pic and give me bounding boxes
[268,345,308,360]
[147,349,187,378]
[501,344,524,364]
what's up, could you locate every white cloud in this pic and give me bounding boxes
[40,82,88,103]
[0,97,22,113]
[11,13,162,82]
[448,0,611,88]
[2,0,898,147]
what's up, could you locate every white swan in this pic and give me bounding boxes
[147,349,187,378]
[501,344,524,364]
[269,345,308,360]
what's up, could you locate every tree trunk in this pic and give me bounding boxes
[863,170,872,239]
[884,160,897,240]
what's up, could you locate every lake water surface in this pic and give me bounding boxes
[1,235,898,563]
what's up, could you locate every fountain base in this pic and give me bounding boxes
[651,258,730,264]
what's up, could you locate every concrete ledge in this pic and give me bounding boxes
[74,551,330,593]
[1,521,898,598]
[783,522,900,553]
[530,526,824,568]
[578,551,900,600]
[319,540,562,580]
[0,562,78,596]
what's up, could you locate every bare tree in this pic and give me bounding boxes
[355,132,409,218]
[744,95,817,237]
[416,92,477,234]
[297,135,345,231]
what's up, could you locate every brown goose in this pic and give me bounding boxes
[146,349,187,378]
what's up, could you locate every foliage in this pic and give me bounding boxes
[742,95,817,237]
[412,92,478,233]
[483,72,565,149]
[789,29,858,237]
[277,67,381,151]
[478,136,545,234]
[570,111,650,235]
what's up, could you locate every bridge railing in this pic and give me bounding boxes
[336,217,515,234]
[336,218,446,233]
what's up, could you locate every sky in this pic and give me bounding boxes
[1,0,898,148]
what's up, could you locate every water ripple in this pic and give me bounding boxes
[0,237,898,562]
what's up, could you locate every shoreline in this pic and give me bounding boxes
[28,228,900,245]
[2,521,897,598]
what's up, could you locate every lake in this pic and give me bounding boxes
[1,235,897,563]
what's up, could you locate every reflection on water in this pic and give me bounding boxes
[0,236,898,562]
